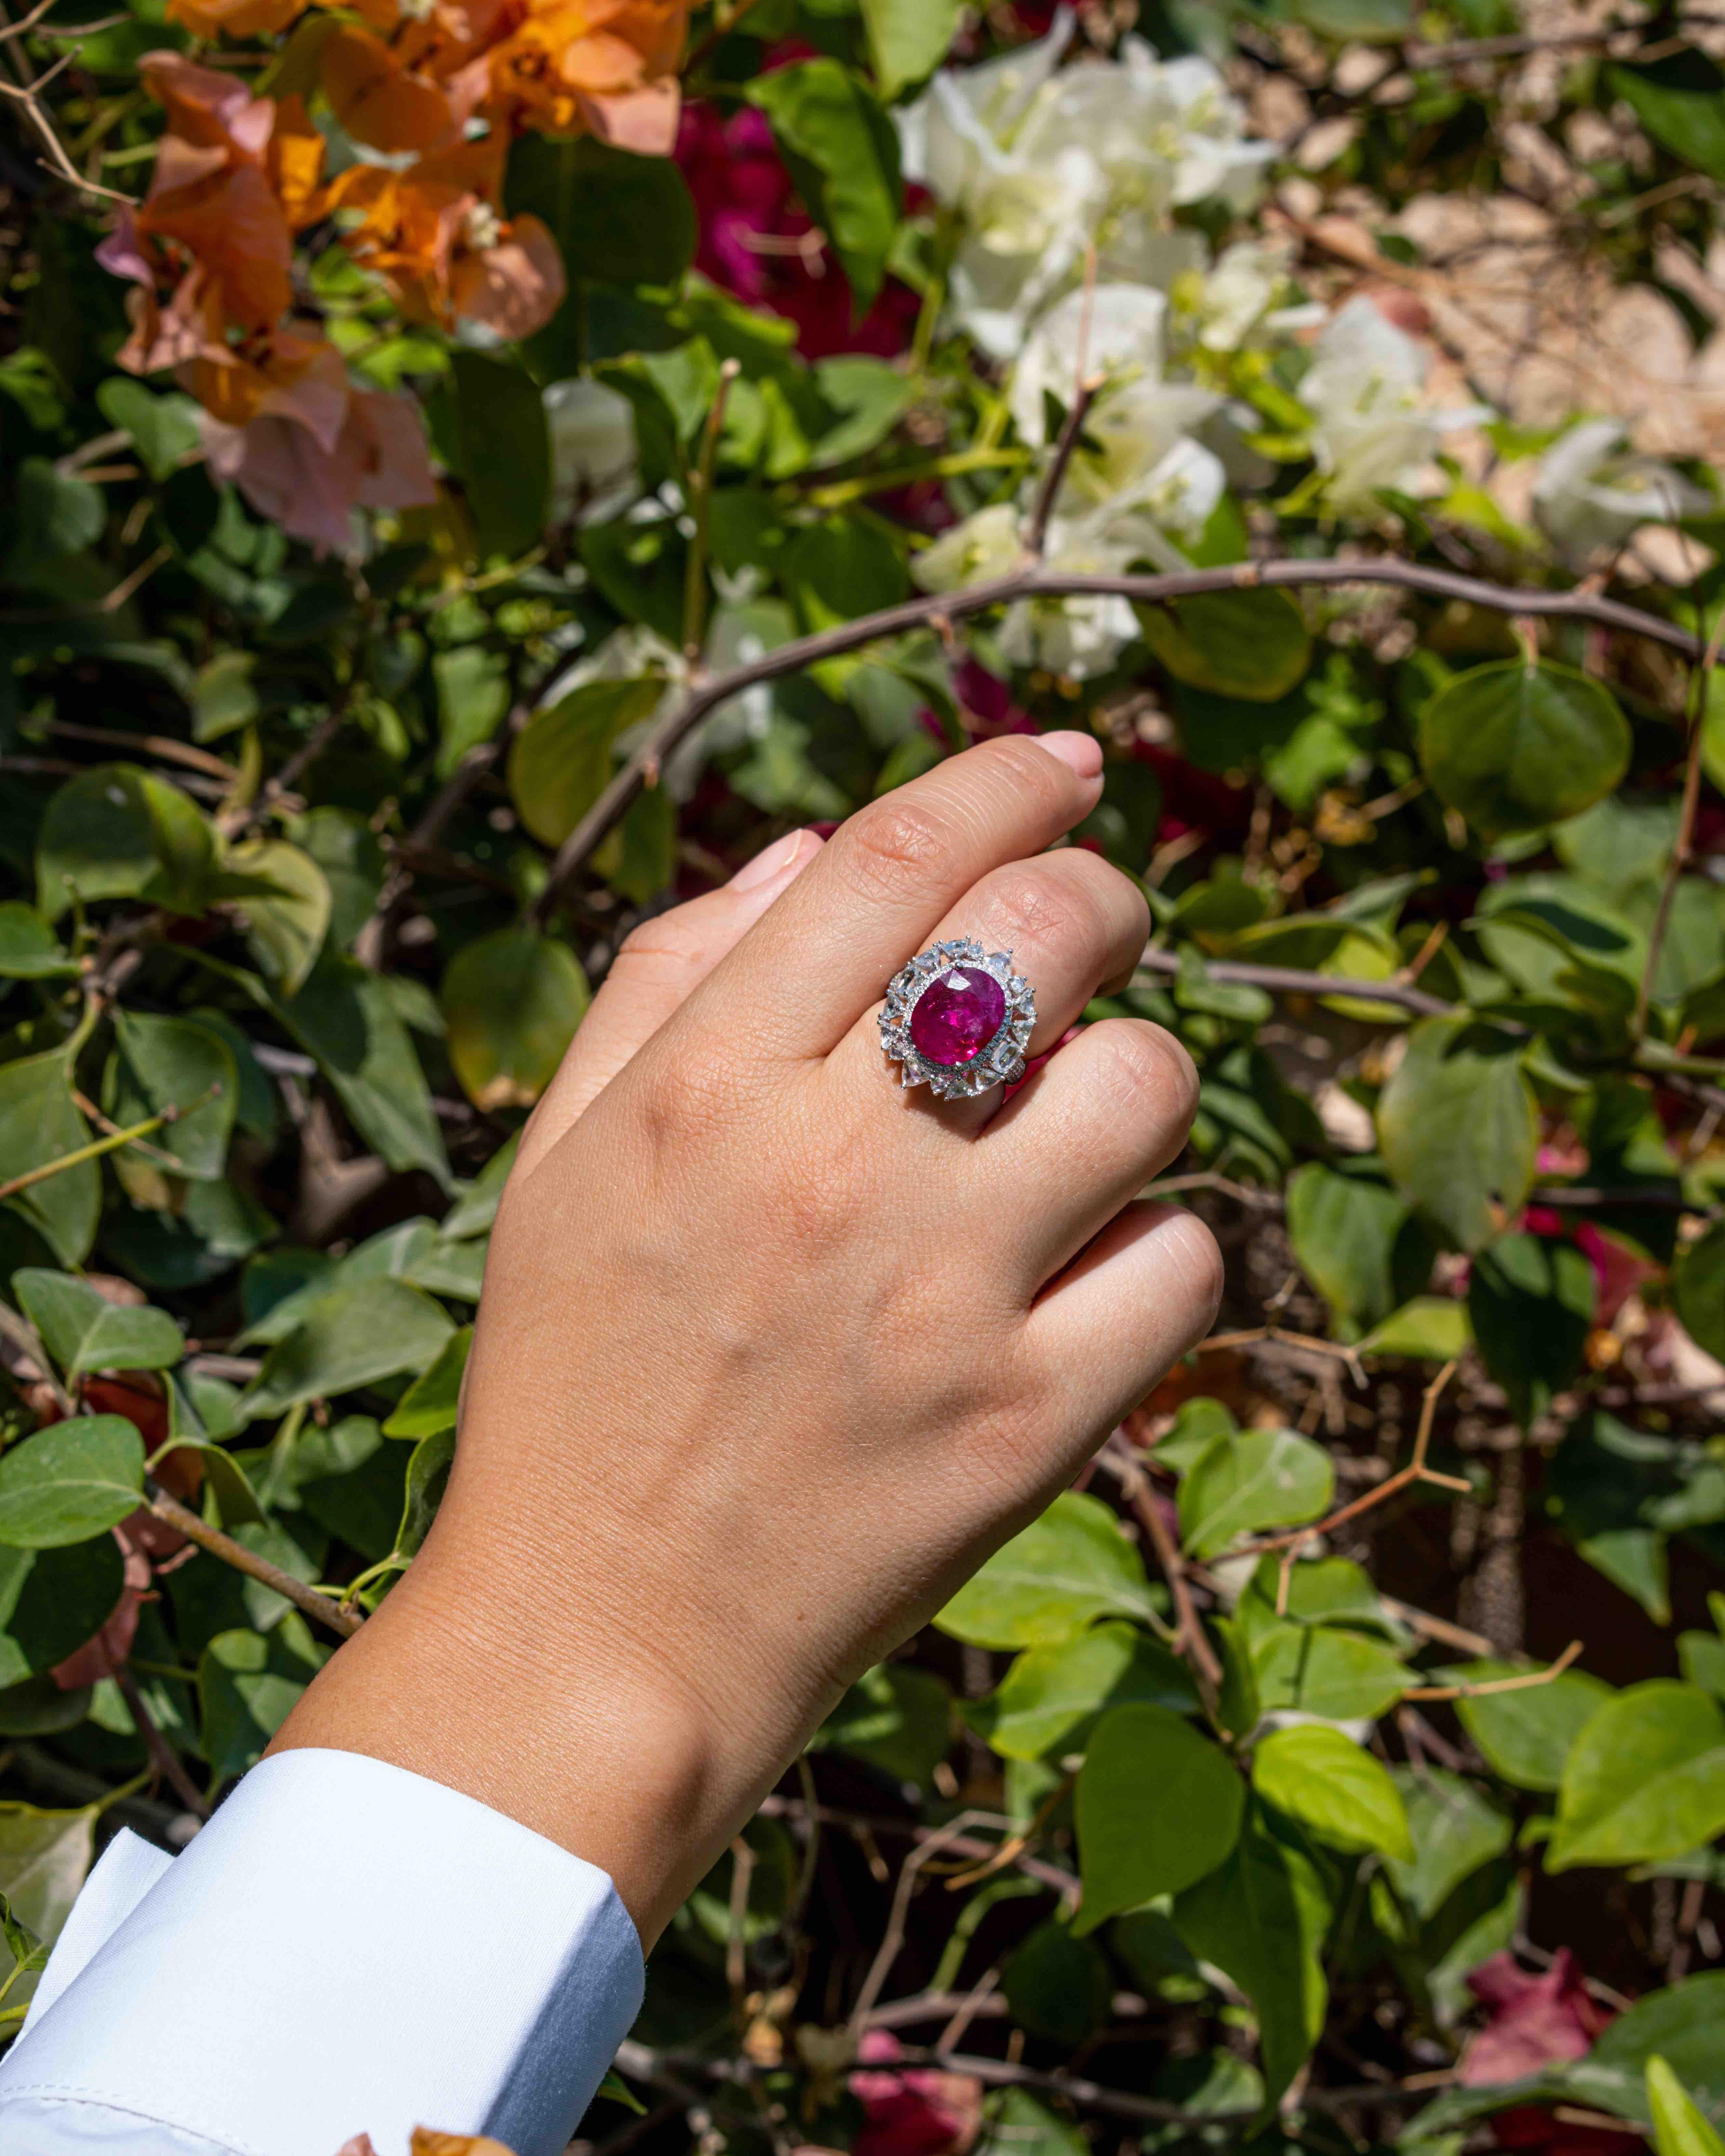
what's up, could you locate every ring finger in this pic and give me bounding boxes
[836,846,1149,1131]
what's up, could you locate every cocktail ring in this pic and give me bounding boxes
[878,938,1037,1101]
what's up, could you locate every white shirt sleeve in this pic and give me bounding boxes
[0,1747,646,2156]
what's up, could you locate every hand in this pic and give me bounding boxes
[272,735,1222,1943]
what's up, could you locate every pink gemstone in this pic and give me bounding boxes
[909,967,1007,1067]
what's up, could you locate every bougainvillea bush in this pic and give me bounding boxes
[5,0,1725,2143]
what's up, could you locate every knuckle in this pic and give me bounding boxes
[838,799,952,899]
[1089,1019,1200,1126]
[981,867,1081,954]
[612,910,705,987]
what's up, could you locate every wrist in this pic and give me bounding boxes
[270,1534,743,1946]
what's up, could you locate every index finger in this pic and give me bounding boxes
[701,732,1104,1060]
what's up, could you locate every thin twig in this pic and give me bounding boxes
[0,1084,221,1204]
[1232,1360,1465,1569]
[1024,375,1100,555]
[527,557,1705,925]
[1636,605,1725,1037]
[684,360,741,663]
[1403,1639,1585,1701]
[143,1480,363,1640]
[112,1662,210,1821]
[1106,1433,1224,1705]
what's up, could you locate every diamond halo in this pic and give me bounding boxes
[877,937,1037,1102]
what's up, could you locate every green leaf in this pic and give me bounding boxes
[0,905,75,980]
[747,61,902,312]
[1359,1295,1472,1362]
[0,1537,125,1686]
[595,2070,648,2117]
[190,650,260,744]
[0,1800,94,1957]
[1075,1703,1245,1931]
[0,1886,46,1978]
[1283,0,1412,36]
[241,1278,456,1418]
[860,0,964,98]
[1418,661,1631,838]
[442,929,589,1111]
[212,841,332,997]
[36,765,215,919]
[451,350,549,560]
[1251,1725,1412,1859]
[1377,1016,1537,1252]
[1587,1976,1725,2116]
[1002,1918,1112,2043]
[1139,591,1312,703]
[783,512,908,634]
[1549,1681,1725,1872]
[1252,1622,1408,1721]
[1674,1222,1725,1364]
[12,1270,182,1378]
[0,1417,144,1548]
[1610,50,1725,183]
[1647,2056,1725,2156]
[965,1620,1197,1763]
[1383,1766,1513,1920]
[199,1626,318,1781]
[1286,1162,1426,1335]
[1172,1810,1331,2105]
[433,645,510,780]
[1467,1231,1596,1425]
[382,1325,471,1440]
[508,677,665,850]
[812,1662,954,1789]
[1178,1427,1333,1559]
[505,133,696,287]
[0,1051,99,1267]
[935,1491,1162,1648]
[277,957,449,1184]
[5,459,103,576]
[109,1010,238,1182]
[976,2090,1090,2156]
[395,1424,455,1560]
[1449,1659,1615,1792]
[94,378,202,483]
[593,782,675,906]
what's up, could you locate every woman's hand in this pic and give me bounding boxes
[273,734,1222,1942]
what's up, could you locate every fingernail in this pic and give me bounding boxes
[732,827,814,892]
[1035,730,1104,780]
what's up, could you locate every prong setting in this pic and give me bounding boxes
[877,937,1037,1101]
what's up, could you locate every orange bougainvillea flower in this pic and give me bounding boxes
[202,342,438,554]
[475,0,689,153]
[321,24,463,154]
[114,56,326,337]
[325,137,565,339]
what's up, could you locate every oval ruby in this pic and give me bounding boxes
[909,967,1008,1067]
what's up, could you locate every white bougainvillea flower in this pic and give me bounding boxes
[1302,296,1490,512]
[900,15,1277,358]
[1532,417,1711,567]
[1185,238,1321,352]
[544,376,637,526]
[1010,285,1222,527]
[1010,285,1171,446]
[911,500,1136,678]
[911,500,1025,597]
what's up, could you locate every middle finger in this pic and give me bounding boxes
[832,846,1149,1130]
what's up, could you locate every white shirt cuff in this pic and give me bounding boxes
[0,1747,645,2156]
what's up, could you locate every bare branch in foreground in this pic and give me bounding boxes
[528,555,1704,925]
